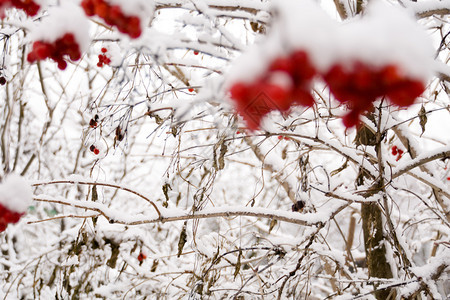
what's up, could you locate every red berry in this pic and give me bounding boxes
[387,80,424,107]
[269,57,294,74]
[380,65,402,86]
[229,82,248,102]
[391,145,398,155]
[57,60,67,70]
[137,252,147,262]
[89,119,98,128]
[93,148,100,155]
[264,83,289,111]
[81,0,95,16]
[101,47,107,53]
[95,2,109,19]
[193,51,199,55]
[278,135,283,140]
[291,88,315,107]
[291,50,316,81]
[188,88,194,92]
[0,203,7,217]
[90,145,96,152]
[0,76,6,85]
[82,1,142,38]
[342,110,360,128]
[0,221,7,232]
[3,210,22,224]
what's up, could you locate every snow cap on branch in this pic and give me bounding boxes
[226,0,335,84]
[227,0,435,84]
[333,0,435,81]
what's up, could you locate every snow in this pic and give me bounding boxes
[226,0,435,86]
[332,0,435,81]
[0,174,32,213]
[0,0,448,299]
[28,2,91,52]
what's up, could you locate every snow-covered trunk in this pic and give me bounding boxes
[360,113,395,299]
[361,202,394,299]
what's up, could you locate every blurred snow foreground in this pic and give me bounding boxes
[0,0,449,299]
[0,174,32,213]
[0,174,32,232]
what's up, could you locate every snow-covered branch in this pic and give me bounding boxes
[32,195,350,227]
[32,178,162,217]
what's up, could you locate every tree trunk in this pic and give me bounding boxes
[361,202,394,300]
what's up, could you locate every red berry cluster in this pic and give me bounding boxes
[391,145,404,161]
[0,0,40,18]
[137,252,147,262]
[229,50,316,130]
[229,51,426,130]
[0,203,24,232]
[81,0,142,38]
[90,144,100,155]
[27,33,81,70]
[323,62,425,127]
[97,47,111,67]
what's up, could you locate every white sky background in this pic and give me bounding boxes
[0,0,449,298]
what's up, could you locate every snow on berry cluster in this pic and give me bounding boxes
[0,174,32,232]
[227,0,434,130]
[27,2,90,70]
[81,0,143,38]
[0,0,40,18]
[27,33,81,70]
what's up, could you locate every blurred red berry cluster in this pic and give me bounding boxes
[323,62,425,127]
[0,203,24,232]
[0,0,40,18]
[27,33,81,70]
[81,0,142,38]
[229,50,316,130]
[230,54,425,130]
[97,47,111,67]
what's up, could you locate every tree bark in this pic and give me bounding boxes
[361,203,394,299]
